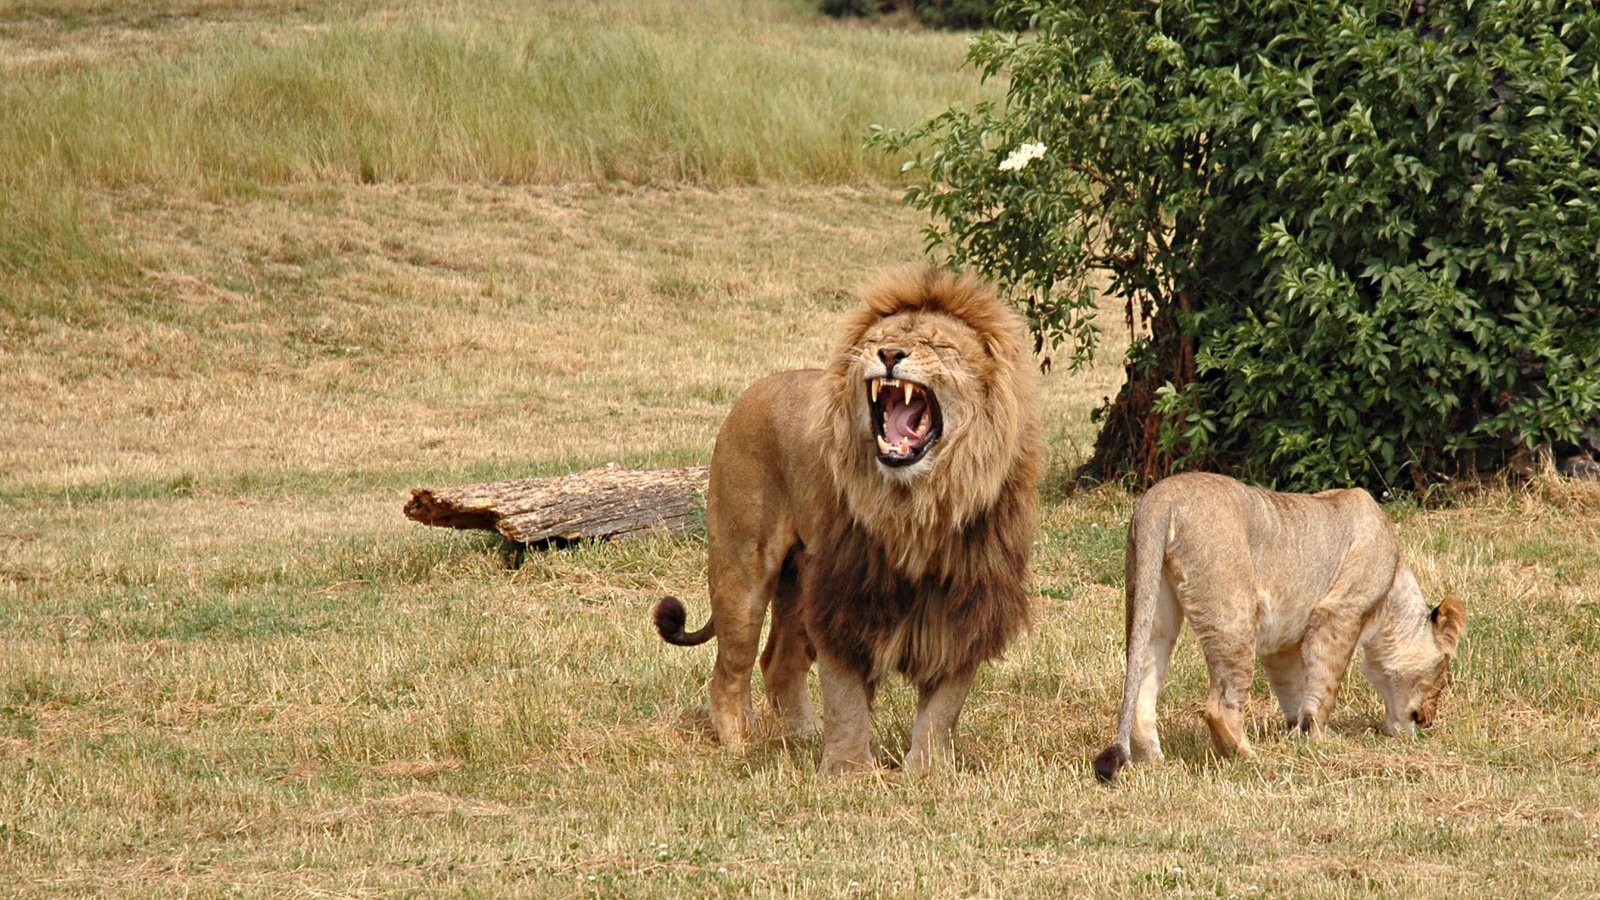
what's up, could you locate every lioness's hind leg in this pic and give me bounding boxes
[1260,648,1306,730]
[1131,584,1183,763]
[760,561,820,738]
[1195,625,1255,759]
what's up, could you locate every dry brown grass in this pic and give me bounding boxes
[0,1,330,73]
[2,184,941,488]
[5,177,1118,490]
[2,2,1598,897]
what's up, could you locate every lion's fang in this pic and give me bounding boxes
[876,435,893,454]
[903,382,914,406]
[870,379,881,403]
[898,436,911,454]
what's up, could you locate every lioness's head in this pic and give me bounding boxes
[1363,594,1466,736]
[815,268,1039,571]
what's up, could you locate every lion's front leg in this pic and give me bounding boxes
[817,649,874,775]
[905,671,975,776]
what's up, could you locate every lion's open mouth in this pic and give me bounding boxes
[868,377,942,467]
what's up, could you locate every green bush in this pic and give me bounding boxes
[878,0,1600,492]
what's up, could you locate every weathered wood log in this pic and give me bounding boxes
[405,464,710,545]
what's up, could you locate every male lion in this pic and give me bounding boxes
[653,269,1042,775]
[1094,473,1466,782]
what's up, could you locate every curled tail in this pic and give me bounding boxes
[1095,500,1171,783]
[653,596,715,646]
[1092,743,1130,783]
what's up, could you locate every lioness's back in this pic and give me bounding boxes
[1131,472,1398,611]
[1134,472,1387,543]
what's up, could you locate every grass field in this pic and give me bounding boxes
[3,1,1599,896]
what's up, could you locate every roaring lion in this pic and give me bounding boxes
[1094,473,1467,782]
[653,268,1042,775]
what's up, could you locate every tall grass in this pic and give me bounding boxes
[0,1,987,281]
[0,183,126,285]
[5,23,967,187]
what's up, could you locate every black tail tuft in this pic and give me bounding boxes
[1093,744,1130,783]
[653,596,714,646]
[654,596,687,638]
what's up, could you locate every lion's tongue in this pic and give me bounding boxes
[887,397,927,446]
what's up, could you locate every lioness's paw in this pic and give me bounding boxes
[790,719,822,740]
[818,754,874,778]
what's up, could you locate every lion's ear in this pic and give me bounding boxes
[1430,595,1466,656]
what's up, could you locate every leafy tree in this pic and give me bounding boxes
[877,0,1600,492]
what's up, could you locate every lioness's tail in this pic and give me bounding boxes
[1094,500,1171,783]
[653,596,715,646]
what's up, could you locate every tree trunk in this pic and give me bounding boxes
[404,464,710,546]
[1079,292,1196,487]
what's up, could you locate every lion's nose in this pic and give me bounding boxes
[878,347,907,374]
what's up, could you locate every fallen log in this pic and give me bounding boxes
[405,464,710,546]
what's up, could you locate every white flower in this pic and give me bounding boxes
[999,141,1047,172]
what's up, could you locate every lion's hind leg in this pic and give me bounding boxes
[760,552,821,739]
[706,544,785,750]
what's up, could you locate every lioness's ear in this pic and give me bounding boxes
[1430,595,1466,656]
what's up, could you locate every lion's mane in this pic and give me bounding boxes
[802,268,1043,689]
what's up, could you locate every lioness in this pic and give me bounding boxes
[654,269,1042,775]
[1094,472,1465,782]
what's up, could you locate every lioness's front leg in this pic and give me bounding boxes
[817,649,874,775]
[1260,648,1306,730]
[1298,614,1364,737]
[905,671,975,775]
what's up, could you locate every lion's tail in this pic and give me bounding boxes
[653,596,715,647]
[1094,499,1171,783]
